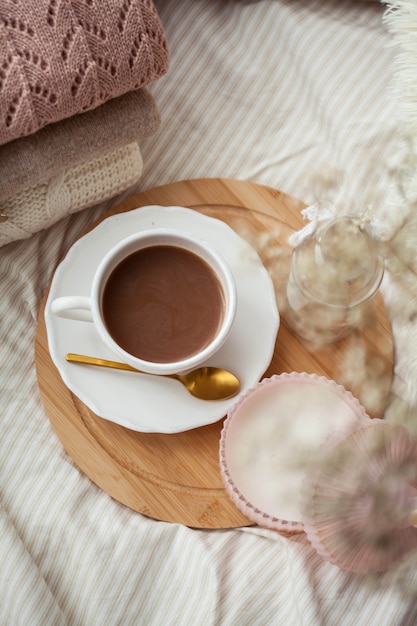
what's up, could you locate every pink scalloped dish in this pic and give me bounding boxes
[219,372,372,532]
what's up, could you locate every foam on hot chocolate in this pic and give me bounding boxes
[102,245,225,363]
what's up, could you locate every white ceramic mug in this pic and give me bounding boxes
[51,229,237,375]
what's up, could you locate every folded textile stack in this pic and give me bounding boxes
[0,0,169,246]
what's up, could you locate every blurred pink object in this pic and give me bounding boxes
[301,421,417,573]
[219,372,370,533]
[0,0,169,145]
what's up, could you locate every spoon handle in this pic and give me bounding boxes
[66,353,140,373]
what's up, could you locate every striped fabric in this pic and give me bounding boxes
[2,1,417,624]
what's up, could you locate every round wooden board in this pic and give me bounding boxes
[35,178,394,529]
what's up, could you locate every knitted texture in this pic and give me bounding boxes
[0,142,143,246]
[0,87,159,201]
[0,0,169,145]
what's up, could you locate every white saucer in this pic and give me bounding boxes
[45,206,279,433]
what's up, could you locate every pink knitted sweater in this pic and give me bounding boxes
[0,0,169,145]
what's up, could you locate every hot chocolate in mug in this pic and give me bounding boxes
[51,229,237,375]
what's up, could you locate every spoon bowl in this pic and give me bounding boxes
[65,353,241,401]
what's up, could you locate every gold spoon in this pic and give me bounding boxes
[66,353,241,401]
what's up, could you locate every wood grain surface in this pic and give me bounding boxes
[35,178,394,528]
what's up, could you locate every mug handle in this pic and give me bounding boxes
[51,296,94,322]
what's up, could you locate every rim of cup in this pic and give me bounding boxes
[92,228,237,375]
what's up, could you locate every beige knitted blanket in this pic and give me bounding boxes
[0,0,169,145]
[0,142,144,246]
[0,88,159,202]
